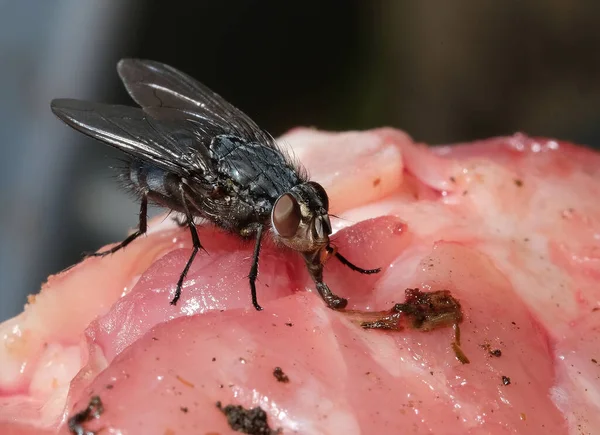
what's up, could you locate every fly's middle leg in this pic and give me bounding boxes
[170,183,206,306]
[90,194,148,257]
[248,225,265,311]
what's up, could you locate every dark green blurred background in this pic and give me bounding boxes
[1,0,599,320]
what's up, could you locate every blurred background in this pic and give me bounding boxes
[1,0,599,321]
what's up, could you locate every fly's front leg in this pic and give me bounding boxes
[332,248,381,275]
[248,225,264,311]
[303,250,348,310]
[171,184,205,306]
[90,194,148,257]
[316,281,348,310]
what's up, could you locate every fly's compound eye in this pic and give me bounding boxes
[314,215,332,239]
[272,193,301,238]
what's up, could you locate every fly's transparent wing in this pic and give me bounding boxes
[50,98,211,176]
[117,58,275,146]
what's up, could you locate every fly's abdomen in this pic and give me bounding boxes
[128,160,184,212]
[129,161,171,195]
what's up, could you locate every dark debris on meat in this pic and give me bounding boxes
[216,401,282,435]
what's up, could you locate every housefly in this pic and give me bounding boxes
[50,59,381,311]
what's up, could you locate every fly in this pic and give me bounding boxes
[50,59,381,311]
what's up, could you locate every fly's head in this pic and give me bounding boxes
[271,181,332,253]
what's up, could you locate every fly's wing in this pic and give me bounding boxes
[52,59,307,190]
[116,58,308,183]
[116,58,276,147]
[50,98,212,176]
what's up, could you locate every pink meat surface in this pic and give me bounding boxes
[1,127,599,434]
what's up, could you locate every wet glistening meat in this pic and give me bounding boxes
[1,127,599,434]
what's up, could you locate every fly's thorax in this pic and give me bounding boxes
[210,135,301,202]
[270,181,332,253]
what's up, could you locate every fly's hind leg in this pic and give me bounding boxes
[170,183,205,306]
[90,194,148,257]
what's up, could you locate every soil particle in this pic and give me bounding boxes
[216,401,281,434]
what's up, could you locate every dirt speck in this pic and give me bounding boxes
[216,401,281,434]
[480,343,502,357]
[373,177,381,187]
[502,376,511,386]
[68,395,104,435]
[273,367,290,383]
[514,179,523,187]
[180,406,188,413]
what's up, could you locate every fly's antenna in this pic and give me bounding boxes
[329,213,349,222]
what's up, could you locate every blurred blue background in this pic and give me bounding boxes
[1,0,599,321]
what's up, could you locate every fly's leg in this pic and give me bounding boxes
[248,225,264,311]
[303,250,348,310]
[332,248,381,275]
[171,219,200,305]
[316,281,348,310]
[90,195,148,257]
[170,184,205,306]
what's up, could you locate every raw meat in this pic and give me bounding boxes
[1,127,599,434]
